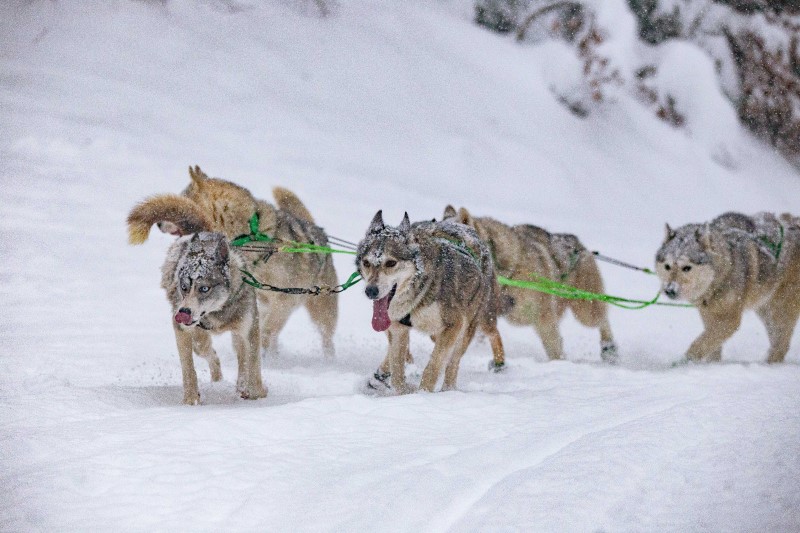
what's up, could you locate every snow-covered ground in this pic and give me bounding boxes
[2,1,799,531]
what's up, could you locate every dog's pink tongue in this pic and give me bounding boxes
[371,294,392,332]
[175,311,193,325]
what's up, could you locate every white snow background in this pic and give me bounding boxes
[2,1,800,531]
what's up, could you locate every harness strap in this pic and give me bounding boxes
[240,270,363,296]
[559,250,582,281]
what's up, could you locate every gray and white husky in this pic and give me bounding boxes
[161,232,267,404]
[356,211,504,393]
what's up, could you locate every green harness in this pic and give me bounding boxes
[230,213,694,309]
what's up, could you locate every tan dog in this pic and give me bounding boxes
[444,206,617,364]
[356,212,503,393]
[657,211,800,363]
[128,166,338,358]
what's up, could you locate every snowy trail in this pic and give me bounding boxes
[4,362,799,531]
[451,369,800,532]
[3,1,800,531]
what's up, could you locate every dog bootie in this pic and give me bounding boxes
[601,341,619,364]
[366,370,392,393]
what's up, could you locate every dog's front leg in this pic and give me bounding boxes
[378,329,414,375]
[686,309,742,362]
[174,324,200,405]
[232,315,267,400]
[388,324,412,394]
[192,329,222,382]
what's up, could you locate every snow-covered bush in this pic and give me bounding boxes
[628,0,682,43]
[726,27,800,159]
[475,0,533,32]
[474,0,800,164]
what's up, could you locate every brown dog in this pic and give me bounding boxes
[444,206,617,364]
[657,211,800,363]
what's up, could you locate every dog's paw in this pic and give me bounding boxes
[240,383,267,400]
[671,357,690,368]
[393,382,416,395]
[362,371,416,396]
[488,360,506,373]
[182,392,201,405]
[364,371,392,395]
[600,342,619,364]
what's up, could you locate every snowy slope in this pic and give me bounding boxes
[2,1,799,531]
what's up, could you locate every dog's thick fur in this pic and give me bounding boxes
[356,211,503,393]
[160,231,266,404]
[444,206,617,363]
[127,166,338,358]
[657,211,800,363]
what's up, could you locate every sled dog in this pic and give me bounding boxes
[128,197,267,404]
[657,211,800,363]
[444,206,617,364]
[127,166,338,358]
[357,211,504,393]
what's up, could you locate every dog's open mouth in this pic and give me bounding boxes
[371,285,396,332]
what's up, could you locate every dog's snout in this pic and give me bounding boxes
[179,307,191,315]
[365,285,380,300]
[664,283,678,299]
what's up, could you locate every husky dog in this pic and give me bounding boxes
[127,166,338,358]
[128,197,267,404]
[656,211,800,363]
[357,211,503,393]
[444,206,617,364]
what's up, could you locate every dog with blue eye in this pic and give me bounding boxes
[656,211,800,363]
[128,197,266,405]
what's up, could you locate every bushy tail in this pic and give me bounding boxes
[126,194,212,244]
[273,187,315,223]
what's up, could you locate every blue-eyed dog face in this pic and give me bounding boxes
[173,233,232,326]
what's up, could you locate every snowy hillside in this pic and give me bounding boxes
[2,0,800,531]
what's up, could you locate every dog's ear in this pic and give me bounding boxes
[189,165,207,187]
[399,212,411,232]
[368,210,385,234]
[443,205,457,220]
[664,223,676,242]
[457,207,473,227]
[216,239,229,265]
[698,224,713,248]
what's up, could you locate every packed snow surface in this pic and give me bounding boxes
[2,1,799,531]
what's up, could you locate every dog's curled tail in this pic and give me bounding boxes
[127,194,212,245]
[273,187,315,223]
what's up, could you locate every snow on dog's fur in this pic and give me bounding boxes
[127,165,338,359]
[656,211,800,363]
[356,211,504,393]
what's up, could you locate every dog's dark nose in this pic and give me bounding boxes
[179,307,191,315]
[664,287,677,299]
[365,285,380,300]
